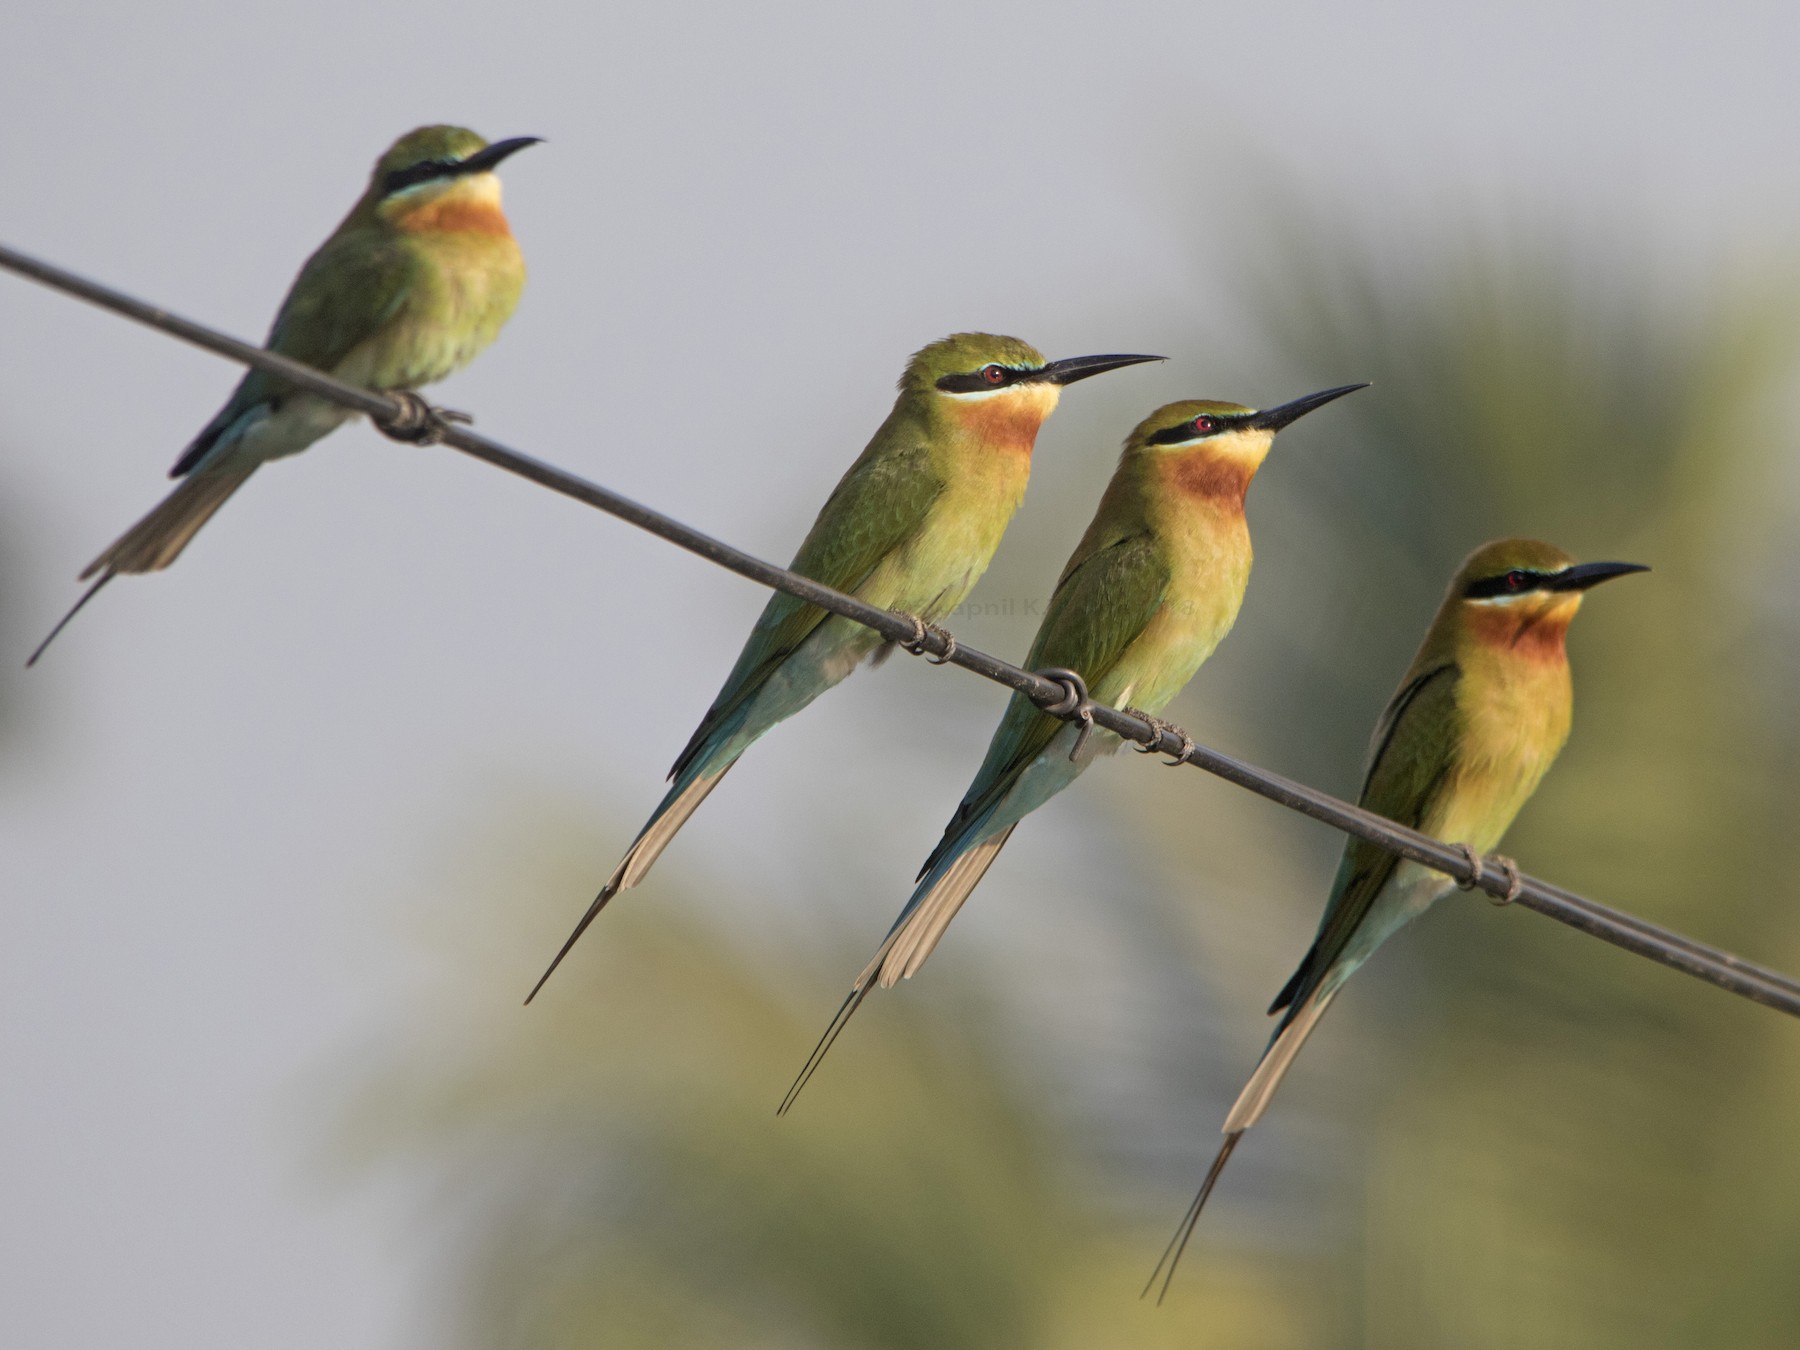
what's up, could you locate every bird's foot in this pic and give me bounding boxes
[1124,707,1195,766]
[1034,667,1097,761]
[897,613,958,665]
[374,392,473,446]
[1453,845,1523,905]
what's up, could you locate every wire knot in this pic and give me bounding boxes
[1034,667,1098,761]
[374,392,472,446]
[898,613,957,665]
[1124,707,1195,766]
[1453,844,1523,906]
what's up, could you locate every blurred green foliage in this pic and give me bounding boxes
[344,215,1800,1345]
[340,803,1300,1349]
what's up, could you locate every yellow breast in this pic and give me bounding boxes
[1433,634,1574,851]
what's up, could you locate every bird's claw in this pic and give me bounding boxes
[1488,854,1524,905]
[1453,844,1523,905]
[374,392,472,445]
[1034,667,1097,761]
[1124,707,1195,766]
[898,613,958,665]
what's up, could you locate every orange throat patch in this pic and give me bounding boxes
[386,174,515,237]
[1166,447,1257,505]
[949,385,1059,454]
[1467,597,1576,661]
[392,196,514,236]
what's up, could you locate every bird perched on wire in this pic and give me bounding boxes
[28,124,540,665]
[778,384,1368,1112]
[1146,537,1648,1300]
[525,334,1163,1003]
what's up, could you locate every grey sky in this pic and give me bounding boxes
[3,2,1798,1346]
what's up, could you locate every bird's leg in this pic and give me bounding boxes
[373,391,474,446]
[896,612,958,665]
[1124,707,1196,766]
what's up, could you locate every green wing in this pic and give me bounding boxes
[1269,660,1461,1017]
[172,229,417,476]
[670,436,945,778]
[918,529,1171,873]
[263,229,418,372]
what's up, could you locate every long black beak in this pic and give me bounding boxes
[458,137,544,176]
[1246,383,1370,431]
[1549,561,1650,591]
[1038,353,1165,386]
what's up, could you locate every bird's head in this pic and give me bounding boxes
[903,334,1162,451]
[364,126,541,231]
[1448,538,1648,656]
[1125,384,1367,500]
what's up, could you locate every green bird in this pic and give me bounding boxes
[525,334,1163,1003]
[28,124,539,665]
[1149,538,1648,1299]
[779,385,1367,1111]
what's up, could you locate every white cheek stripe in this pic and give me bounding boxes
[388,172,503,205]
[1467,590,1576,608]
[941,382,1036,401]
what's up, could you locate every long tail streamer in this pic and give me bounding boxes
[1143,1130,1244,1304]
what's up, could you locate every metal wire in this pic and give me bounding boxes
[5,238,1799,1020]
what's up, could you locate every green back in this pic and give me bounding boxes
[918,501,1171,874]
[670,405,946,777]
[172,232,419,475]
[1269,660,1462,1017]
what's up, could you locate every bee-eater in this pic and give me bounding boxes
[778,385,1368,1111]
[27,125,539,665]
[524,334,1164,1003]
[1148,538,1648,1298]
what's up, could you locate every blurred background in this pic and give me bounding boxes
[5,2,1800,1345]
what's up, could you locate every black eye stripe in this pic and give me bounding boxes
[1147,414,1245,445]
[1464,569,1555,599]
[380,158,465,196]
[935,365,1030,392]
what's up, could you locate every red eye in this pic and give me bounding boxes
[1194,415,1215,433]
[982,364,1007,385]
[1505,570,1528,590]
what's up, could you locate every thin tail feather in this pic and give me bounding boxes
[774,824,1017,1108]
[778,907,917,1114]
[1144,1131,1243,1304]
[523,886,614,1006]
[524,762,734,1004]
[29,464,258,666]
[1144,989,1340,1301]
[1223,992,1334,1134]
[81,463,259,580]
[26,572,114,667]
[776,982,876,1116]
